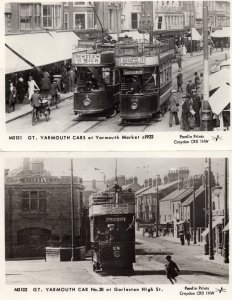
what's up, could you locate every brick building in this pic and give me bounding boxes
[5,158,84,259]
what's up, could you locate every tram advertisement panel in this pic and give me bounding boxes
[89,203,135,217]
[72,53,101,65]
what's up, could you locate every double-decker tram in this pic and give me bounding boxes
[115,39,174,124]
[72,40,120,118]
[89,186,135,272]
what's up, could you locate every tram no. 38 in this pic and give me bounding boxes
[115,39,174,123]
[72,41,120,118]
[89,187,136,272]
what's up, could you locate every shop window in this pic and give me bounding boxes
[43,5,61,28]
[21,190,46,213]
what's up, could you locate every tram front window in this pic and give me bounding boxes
[77,67,112,92]
[94,220,134,243]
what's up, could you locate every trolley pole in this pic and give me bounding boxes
[190,1,193,56]
[193,176,197,244]
[223,158,229,263]
[208,158,214,260]
[71,159,75,261]
[156,175,159,238]
[201,2,212,131]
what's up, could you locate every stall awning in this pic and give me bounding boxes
[191,28,202,41]
[201,216,224,237]
[209,68,230,91]
[211,27,230,38]
[209,83,231,115]
[5,31,80,69]
[5,45,33,74]
[223,223,229,232]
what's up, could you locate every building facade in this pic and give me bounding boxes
[5,159,84,259]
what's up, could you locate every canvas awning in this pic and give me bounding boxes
[211,27,230,38]
[223,223,229,232]
[201,216,224,237]
[208,83,231,115]
[209,68,230,91]
[5,45,33,74]
[191,28,202,41]
[5,31,80,69]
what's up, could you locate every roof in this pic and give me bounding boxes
[191,28,202,41]
[201,216,224,237]
[5,46,33,74]
[209,68,230,91]
[182,186,205,206]
[135,185,151,196]
[121,182,143,192]
[160,188,193,202]
[140,180,179,196]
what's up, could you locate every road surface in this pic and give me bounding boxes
[6,235,229,285]
[6,50,229,133]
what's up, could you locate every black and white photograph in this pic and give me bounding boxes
[4,156,229,285]
[4,1,230,134]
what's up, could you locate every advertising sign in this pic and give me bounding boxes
[72,53,101,65]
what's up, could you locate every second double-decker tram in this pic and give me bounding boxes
[115,39,174,123]
[72,41,120,118]
[89,188,136,272]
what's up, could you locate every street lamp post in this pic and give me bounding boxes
[223,158,229,263]
[193,176,197,244]
[70,159,75,261]
[156,175,159,238]
[204,168,209,255]
[201,2,212,131]
[208,158,214,260]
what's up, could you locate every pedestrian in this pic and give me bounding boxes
[62,68,69,93]
[7,81,17,113]
[50,80,60,106]
[176,55,182,71]
[168,90,179,127]
[181,95,192,131]
[185,232,191,245]
[194,72,200,90]
[28,76,40,101]
[179,232,185,245]
[191,89,201,127]
[165,255,180,284]
[221,41,224,52]
[68,67,75,92]
[17,76,26,103]
[186,79,193,96]
[41,73,51,98]
[176,70,183,92]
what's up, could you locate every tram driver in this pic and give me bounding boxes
[107,224,119,242]
[128,76,143,94]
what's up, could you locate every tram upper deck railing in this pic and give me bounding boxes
[115,38,174,57]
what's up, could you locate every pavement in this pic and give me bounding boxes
[5,92,74,124]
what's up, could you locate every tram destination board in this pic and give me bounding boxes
[72,53,101,65]
[89,203,135,216]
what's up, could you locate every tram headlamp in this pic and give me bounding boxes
[83,95,91,107]
[113,250,120,258]
[131,100,138,110]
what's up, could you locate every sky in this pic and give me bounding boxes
[5,157,226,185]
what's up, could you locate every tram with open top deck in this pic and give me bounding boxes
[115,39,174,123]
[89,187,136,272]
[72,40,120,118]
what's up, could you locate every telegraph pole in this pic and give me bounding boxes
[190,1,193,56]
[201,2,212,130]
[71,159,75,261]
[208,158,214,260]
[156,175,159,238]
[223,158,229,263]
[193,176,197,244]
[204,165,209,255]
